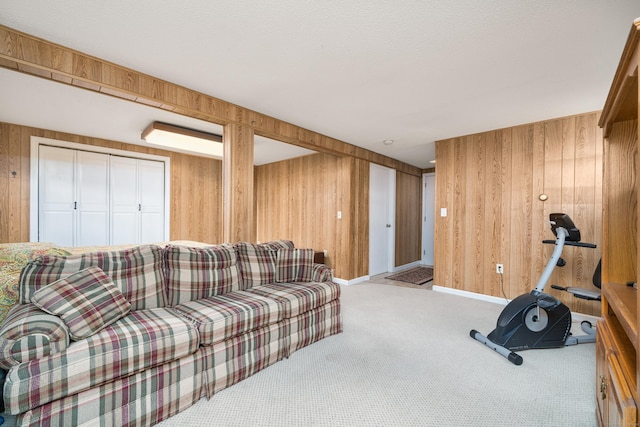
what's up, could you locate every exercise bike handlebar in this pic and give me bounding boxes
[542,239,597,249]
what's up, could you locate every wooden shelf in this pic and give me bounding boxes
[603,282,638,350]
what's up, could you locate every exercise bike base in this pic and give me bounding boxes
[470,329,523,365]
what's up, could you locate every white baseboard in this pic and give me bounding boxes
[432,285,601,322]
[334,276,370,286]
[432,285,510,305]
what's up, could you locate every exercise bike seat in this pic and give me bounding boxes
[550,259,602,301]
[551,285,601,301]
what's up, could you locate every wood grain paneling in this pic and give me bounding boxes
[223,123,255,243]
[0,121,223,244]
[434,136,454,289]
[435,112,602,316]
[395,171,421,267]
[341,157,370,279]
[602,119,637,285]
[464,132,485,292]
[255,154,372,280]
[0,25,422,178]
[256,153,340,277]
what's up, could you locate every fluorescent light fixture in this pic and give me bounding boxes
[141,121,223,158]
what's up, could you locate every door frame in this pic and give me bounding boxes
[30,136,171,243]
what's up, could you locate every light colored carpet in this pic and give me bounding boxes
[159,283,596,427]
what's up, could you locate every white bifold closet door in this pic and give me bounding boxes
[38,145,109,247]
[110,155,165,245]
[38,145,165,246]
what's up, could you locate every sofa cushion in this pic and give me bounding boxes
[234,240,297,289]
[31,266,131,340]
[234,242,278,289]
[0,303,70,369]
[172,291,283,346]
[275,248,314,283]
[246,281,341,319]
[261,239,295,250]
[164,244,241,306]
[3,307,199,415]
[18,244,167,310]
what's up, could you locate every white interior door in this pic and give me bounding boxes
[38,145,75,246]
[138,159,165,243]
[76,150,110,246]
[111,156,140,245]
[369,163,395,276]
[422,173,435,265]
[31,137,171,245]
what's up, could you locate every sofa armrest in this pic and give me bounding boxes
[311,263,333,282]
[0,303,70,369]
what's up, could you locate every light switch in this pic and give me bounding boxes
[337,211,342,219]
[440,208,447,217]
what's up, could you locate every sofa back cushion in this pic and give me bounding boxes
[262,240,295,251]
[19,245,166,310]
[234,240,295,289]
[275,248,315,282]
[164,244,241,306]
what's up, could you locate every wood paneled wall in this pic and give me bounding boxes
[0,122,223,244]
[255,153,370,280]
[337,157,370,279]
[435,112,603,316]
[255,153,340,253]
[395,171,422,267]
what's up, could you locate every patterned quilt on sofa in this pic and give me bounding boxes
[0,243,72,325]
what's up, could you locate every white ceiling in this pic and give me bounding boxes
[1,1,639,168]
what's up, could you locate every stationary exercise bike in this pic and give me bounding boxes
[470,213,597,365]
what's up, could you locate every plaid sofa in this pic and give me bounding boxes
[0,240,342,426]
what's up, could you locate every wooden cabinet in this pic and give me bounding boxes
[597,17,640,427]
[596,294,637,426]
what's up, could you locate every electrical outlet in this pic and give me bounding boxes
[496,264,504,274]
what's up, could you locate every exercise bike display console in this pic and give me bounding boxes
[470,213,597,365]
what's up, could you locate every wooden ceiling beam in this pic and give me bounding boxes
[0,24,423,176]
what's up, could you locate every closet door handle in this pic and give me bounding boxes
[74,201,77,210]
[138,204,141,211]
